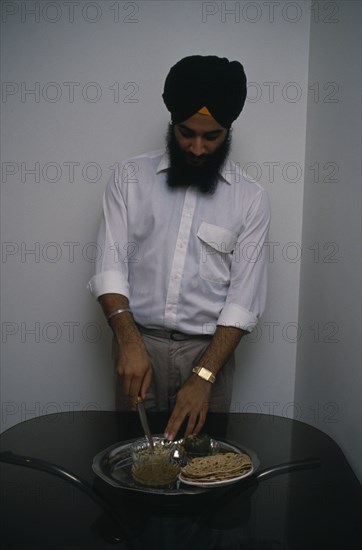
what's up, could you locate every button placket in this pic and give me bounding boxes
[164,188,197,329]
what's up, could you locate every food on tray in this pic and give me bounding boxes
[134,443,171,460]
[130,436,252,488]
[180,451,252,482]
[131,437,173,463]
[184,434,211,456]
[131,437,180,488]
[132,461,180,488]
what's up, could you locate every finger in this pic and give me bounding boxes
[183,413,199,439]
[140,368,152,401]
[191,407,208,436]
[122,374,132,397]
[129,381,142,411]
[164,407,187,441]
[130,397,138,411]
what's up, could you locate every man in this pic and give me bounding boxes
[87,55,270,441]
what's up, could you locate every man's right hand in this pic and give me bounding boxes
[98,293,152,409]
[115,341,152,409]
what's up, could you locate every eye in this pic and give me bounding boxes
[179,127,194,138]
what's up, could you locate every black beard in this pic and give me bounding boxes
[166,124,231,195]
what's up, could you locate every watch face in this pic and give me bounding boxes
[192,366,215,382]
[194,367,215,383]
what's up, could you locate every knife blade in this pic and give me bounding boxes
[136,397,154,450]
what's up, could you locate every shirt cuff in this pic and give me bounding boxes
[217,303,258,332]
[87,271,129,300]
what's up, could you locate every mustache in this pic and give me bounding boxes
[186,155,208,165]
[187,153,207,160]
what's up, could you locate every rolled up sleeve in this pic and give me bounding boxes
[87,270,129,299]
[217,189,271,332]
[86,169,130,300]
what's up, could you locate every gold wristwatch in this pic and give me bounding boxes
[192,366,216,384]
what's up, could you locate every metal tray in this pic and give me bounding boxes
[92,436,260,496]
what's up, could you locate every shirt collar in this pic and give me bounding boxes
[156,151,232,185]
[156,152,170,174]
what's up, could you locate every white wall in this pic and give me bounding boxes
[1,1,359,478]
[295,0,361,481]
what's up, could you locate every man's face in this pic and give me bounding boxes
[174,112,228,165]
[166,112,231,194]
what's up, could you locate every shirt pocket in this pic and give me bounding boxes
[197,222,238,284]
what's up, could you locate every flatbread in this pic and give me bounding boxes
[181,451,252,481]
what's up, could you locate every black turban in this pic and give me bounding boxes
[162,55,247,128]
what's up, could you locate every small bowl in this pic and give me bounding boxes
[131,437,180,488]
[178,437,220,458]
[131,437,174,464]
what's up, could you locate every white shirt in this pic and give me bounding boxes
[87,150,270,335]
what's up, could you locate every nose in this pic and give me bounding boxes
[189,137,205,157]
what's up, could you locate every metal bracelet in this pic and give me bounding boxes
[107,308,132,323]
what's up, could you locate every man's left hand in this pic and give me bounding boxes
[164,375,212,441]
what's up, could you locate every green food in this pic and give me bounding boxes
[184,434,211,455]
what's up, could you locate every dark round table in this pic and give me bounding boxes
[0,411,361,549]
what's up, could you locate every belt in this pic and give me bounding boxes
[136,324,212,342]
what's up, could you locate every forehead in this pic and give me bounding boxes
[176,112,226,133]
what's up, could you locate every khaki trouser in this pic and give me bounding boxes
[114,325,235,413]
